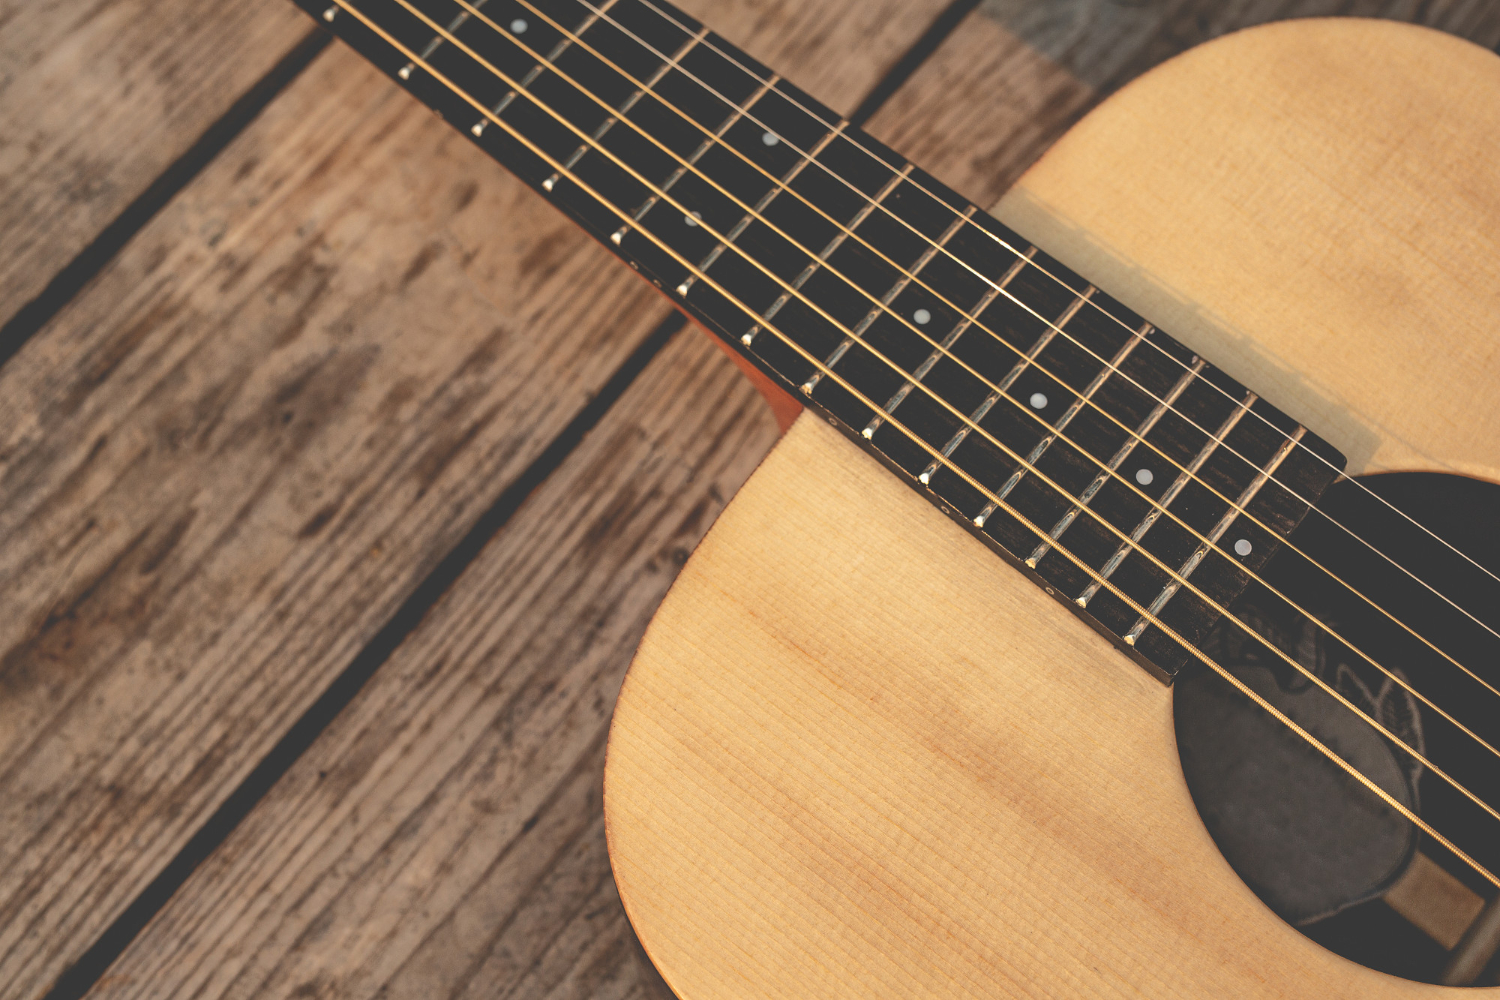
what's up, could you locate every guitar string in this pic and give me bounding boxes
[384,0,1500,750]
[580,0,1500,597]
[327,0,1500,890]
[328,0,1500,873]
[438,0,1500,678]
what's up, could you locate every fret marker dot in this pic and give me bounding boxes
[1234,538,1253,557]
[913,308,931,325]
[684,211,701,227]
[510,18,528,32]
[1135,468,1154,486]
[1029,392,1047,410]
[762,132,779,146]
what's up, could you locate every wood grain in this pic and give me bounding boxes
[0,0,311,332]
[865,0,1500,210]
[606,19,1500,998]
[87,328,778,1000]
[0,0,948,994]
[609,413,1438,1000]
[0,41,678,999]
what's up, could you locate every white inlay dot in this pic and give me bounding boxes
[684,211,701,227]
[1028,392,1047,410]
[913,308,932,325]
[510,18,528,32]
[762,132,780,146]
[1135,467,1154,486]
[1234,538,1253,557]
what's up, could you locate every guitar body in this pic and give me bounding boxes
[604,18,1500,999]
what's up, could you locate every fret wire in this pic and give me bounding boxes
[735,122,847,345]
[612,27,738,225]
[968,289,1095,528]
[439,0,1484,684]
[1061,384,1257,588]
[383,0,1500,764]
[1051,359,1206,585]
[921,287,1095,501]
[1056,386,1254,578]
[1121,390,1259,554]
[470,0,623,135]
[909,251,1032,485]
[1124,427,1305,643]
[557,0,1500,635]
[398,0,485,80]
[662,70,780,293]
[1075,388,1260,614]
[735,128,872,345]
[543,24,711,192]
[799,164,914,394]
[327,0,1500,879]
[987,320,1151,521]
[861,205,977,439]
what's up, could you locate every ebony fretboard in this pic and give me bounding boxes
[295,0,1348,682]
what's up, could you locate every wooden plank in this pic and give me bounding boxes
[0,42,679,1000]
[0,0,949,994]
[0,0,312,332]
[90,328,776,999]
[864,0,1500,208]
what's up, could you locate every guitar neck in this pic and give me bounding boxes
[295,0,1348,683]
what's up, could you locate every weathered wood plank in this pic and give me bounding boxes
[0,0,312,333]
[0,42,680,999]
[89,328,775,999]
[0,0,949,994]
[865,0,1500,208]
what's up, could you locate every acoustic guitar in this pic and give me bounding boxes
[294,0,1500,994]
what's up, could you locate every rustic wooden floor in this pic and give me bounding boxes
[3,1,1499,997]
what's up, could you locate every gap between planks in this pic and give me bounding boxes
[86,327,780,1000]
[0,0,312,342]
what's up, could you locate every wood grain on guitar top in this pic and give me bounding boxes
[605,19,1500,998]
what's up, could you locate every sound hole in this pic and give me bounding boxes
[1174,472,1500,986]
